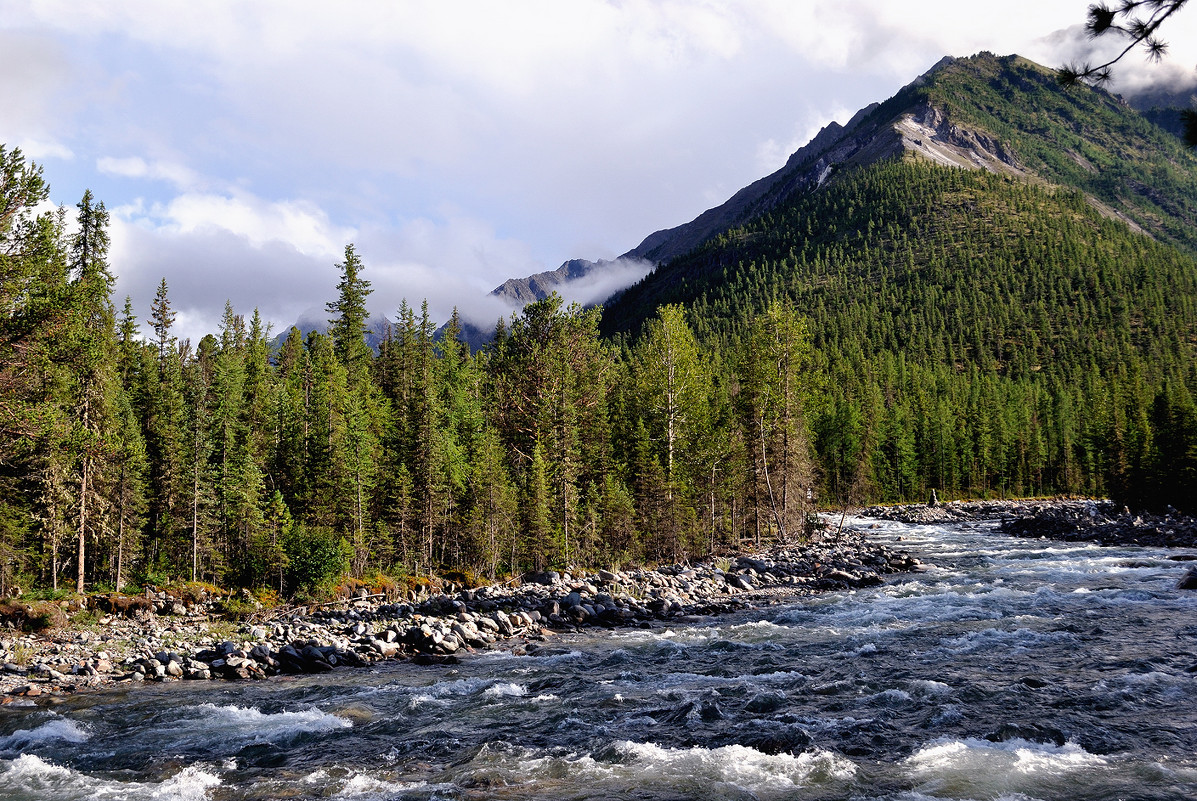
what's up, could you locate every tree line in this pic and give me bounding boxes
[604,159,1197,515]
[3,147,1194,599]
[0,147,819,597]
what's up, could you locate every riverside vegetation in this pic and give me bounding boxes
[0,528,921,697]
[1,55,1196,625]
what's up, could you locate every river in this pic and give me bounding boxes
[2,516,1195,800]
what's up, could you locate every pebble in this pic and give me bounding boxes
[0,521,922,697]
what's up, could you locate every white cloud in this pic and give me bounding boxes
[11,138,74,161]
[146,192,353,259]
[557,258,655,308]
[97,156,198,188]
[10,0,1197,343]
[108,191,553,342]
[0,30,76,157]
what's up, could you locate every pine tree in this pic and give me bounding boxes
[110,391,147,590]
[736,301,815,542]
[149,278,176,365]
[0,148,63,592]
[184,335,219,581]
[326,246,382,565]
[273,327,309,508]
[327,243,373,385]
[64,190,123,593]
[629,304,718,554]
[467,425,519,578]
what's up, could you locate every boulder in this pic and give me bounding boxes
[1177,568,1197,590]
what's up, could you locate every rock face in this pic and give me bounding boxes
[0,527,920,697]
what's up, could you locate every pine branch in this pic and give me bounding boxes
[1058,0,1188,86]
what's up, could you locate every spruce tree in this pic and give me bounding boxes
[64,190,122,593]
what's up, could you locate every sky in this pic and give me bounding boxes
[5,0,1197,343]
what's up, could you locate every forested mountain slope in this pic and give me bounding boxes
[601,53,1197,509]
[606,161,1197,369]
[509,53,1197,316]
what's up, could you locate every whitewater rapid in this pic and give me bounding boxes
[1,517,1195,800]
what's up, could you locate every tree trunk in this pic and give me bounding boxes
[116,513,124,592]
[192,459,199,582]
[76,454,88,594]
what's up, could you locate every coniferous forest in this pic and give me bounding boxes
[2,140,1196,599]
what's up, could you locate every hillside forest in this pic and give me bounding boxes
[1,145,1195,598]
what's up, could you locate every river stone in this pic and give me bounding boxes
[411,653,459,666]
[745,691,787,713]
[1177,568,1197,590]
[985,723,1066,747]
[729,574,753,591]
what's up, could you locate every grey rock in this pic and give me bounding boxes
[1178,568,1197,590]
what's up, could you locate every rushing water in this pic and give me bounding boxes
[3,517,1197,801]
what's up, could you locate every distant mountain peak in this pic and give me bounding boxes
[491,257,652,308]
[491,258,611,305]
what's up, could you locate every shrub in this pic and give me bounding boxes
[95,593,153,618]
[165,581,221,605]
[284,525,352,594]
[217,596,259,621]
[0,599,67,631]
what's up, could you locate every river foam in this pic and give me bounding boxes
[0,754,220,801]
[0,718,90,753]
[499,741,857,800]
[154,703,351,749]
[905,736,1111,799]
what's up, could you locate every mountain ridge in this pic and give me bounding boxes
[497,52,1197,315]
[598,52,1197,349]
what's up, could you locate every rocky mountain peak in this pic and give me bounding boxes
[496,51,1195,313]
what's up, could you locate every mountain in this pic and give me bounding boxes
[601,52,1197,342]
[584,52,1197,507]
[1125,83,1197,142]
[500,53,1197,316]
[490,256,654,311]
[492,258,609,305]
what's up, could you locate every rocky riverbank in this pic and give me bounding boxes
[857,497,1065,525]
[859,497,1197,550]
[0,528,921,700]
[998,500,1197,549]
